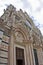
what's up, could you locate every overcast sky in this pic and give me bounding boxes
[0,0,43,35]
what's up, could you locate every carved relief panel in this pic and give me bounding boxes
[15,31,24,43]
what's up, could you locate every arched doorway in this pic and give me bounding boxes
[14,27,28,65]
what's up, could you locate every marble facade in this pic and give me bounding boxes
[0,4,43,65]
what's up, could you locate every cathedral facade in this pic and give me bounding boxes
[0,5,43,65]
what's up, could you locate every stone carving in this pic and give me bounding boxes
[15,31,24,42]
[29,30,33,43]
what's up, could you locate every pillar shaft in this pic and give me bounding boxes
[9,30,14,65]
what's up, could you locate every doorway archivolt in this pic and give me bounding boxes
[14,27,29,43]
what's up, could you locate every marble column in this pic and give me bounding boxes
[30,43,36,65]
[29,43,35,65]
[25,44,30,65]
[9,30,14,65]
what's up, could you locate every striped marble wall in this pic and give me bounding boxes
[0,30,10,65]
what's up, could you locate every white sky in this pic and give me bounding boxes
[0,0,43,35]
